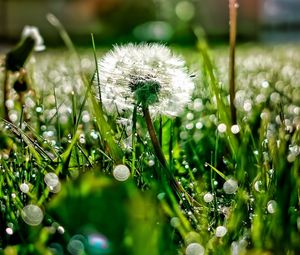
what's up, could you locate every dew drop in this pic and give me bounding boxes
[223,178,238,194]
[157,192,166,200]
[267,200,277,214]
[215,226,227,237]
[261,80,269,88]
[67,239,85,255]
[185,243,205,255]
[148,159,155,167]
[231,125,240,134]
[21,204,44,226]
[20,183,30,193]
[57,226,65,234]
[113,164,130,181]
[254,180,262,192]
[195,122,203,129]
[170,217,181,228]
[217,123,227,133]
[203,192,214,203]
[49,181,61,193]
[44,172,59,187]
[6,227,13,235]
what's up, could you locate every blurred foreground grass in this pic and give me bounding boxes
[0,43,300,254]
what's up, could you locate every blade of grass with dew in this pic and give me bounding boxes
[205,162,227,180]
[47,13,123,164]
[194,28,239,159]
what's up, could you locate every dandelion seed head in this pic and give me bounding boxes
[95,43,194,117]
[21,26,45,51]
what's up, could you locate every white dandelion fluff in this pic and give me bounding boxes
[21,26,45,52]
[94,43,195,117]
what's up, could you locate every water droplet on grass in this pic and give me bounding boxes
[113,164,130,181]
[267,200,277,214]
[36,106,43,113]
[243,100,252,112]
[185,243,205,255]
[261,80,269,88]
[67,239,85,255]
[20,183,29,193]
[148,159,155,167]
[49,181,61,193]
[170,217,181,228]
[21,204,43,226]
[215,226,227,237]
[223,178,238,194]
[6,227,13,235]
[195,122,203,129]
[44,172,59,187]
[217,123,227,133]
[203,192,214,203]
[157,192,166,200]
[57,226,65,234]
[231,125,240,134]
[254,181,262,192]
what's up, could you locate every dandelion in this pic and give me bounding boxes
[4,25,45,120]
[21,26,45,52]
[5,25,45,72]
[94,43,194,117]
[95,43,195,205]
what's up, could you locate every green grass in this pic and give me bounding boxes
[0,41,300,255]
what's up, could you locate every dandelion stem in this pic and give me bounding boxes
[143,107,198,209]
[229,0,238,124]
[142,107,167,168]
[3,70,9,120]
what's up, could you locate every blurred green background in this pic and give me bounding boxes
[0,0,300,46]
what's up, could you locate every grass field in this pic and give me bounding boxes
[0,40,300,255]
